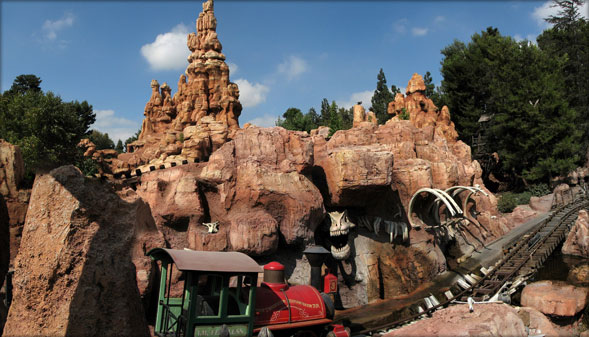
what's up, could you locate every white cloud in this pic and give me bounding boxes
[277,55,308,80]
[42,12,74,41]
[92,109,140,143]
[434,16,446,24]
[337,90,373,110]
[412,27,429,36]
[234,78,270,108]
[141,24,191,71]
[532,1,589,27]
[228,62,238,75]
[244,114,279,128]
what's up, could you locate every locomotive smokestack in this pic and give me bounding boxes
[263,262,285,284]
[303,245,330,291]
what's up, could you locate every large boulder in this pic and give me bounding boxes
[3,166,164,336]
[515,306,562,337]
[521,280,589,317]
[197,127,324,255]
[382,303,527,337]
[562,209,589,257]
[136,163,206,249]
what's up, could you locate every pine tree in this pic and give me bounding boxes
[439,27,581,184]
[538,0,589,152]
[115,139,124,153]
[370,69,395,124]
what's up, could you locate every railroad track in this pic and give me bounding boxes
[364,196,589,336]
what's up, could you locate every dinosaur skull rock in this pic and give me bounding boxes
[112,0,241,174]
[328,210,355,260]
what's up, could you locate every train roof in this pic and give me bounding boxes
[147,248,263,273]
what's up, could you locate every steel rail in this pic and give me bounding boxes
[361,196,589,336]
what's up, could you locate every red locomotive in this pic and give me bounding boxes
[148,247,349,337]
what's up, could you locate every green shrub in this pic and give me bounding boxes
[525,183,551,197]
[497,191,532,213]
[399,108,410,120]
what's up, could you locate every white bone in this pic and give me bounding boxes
[202,221,219,233]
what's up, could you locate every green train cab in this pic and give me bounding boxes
[148,248,262,337]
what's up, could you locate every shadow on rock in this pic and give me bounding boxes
[3,165,164,337]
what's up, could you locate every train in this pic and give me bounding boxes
[147,248,350,337]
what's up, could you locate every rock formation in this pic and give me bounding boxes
[3,166,163,336]
[115,0,241,173]
[136,163,206,249]
[387,73,458,143]
[196,126,324,255]
[0,139,30,272]
[562,209,589,257]
[382,303,527,337]
[520,280,589,317]
[352,103,377,128]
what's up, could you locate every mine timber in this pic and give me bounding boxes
[357,196,589,336]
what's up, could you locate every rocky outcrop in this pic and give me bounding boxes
[3,166,164,336]
[516,306,563,337]
[196,126,324,255]
[521,280,589,317]
[136,163,206,249]
[336,229,445,307]
[562,209,589,257]
[0,139,24,198]
[568,263,589,286]
[382,303,527,337]
[115,0,241,173]
[0,140,30,270]
[387,73,458,143]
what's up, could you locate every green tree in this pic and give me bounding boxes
[423,71,446,108]
[370,68,397,124]
[319,98,331,126]
[5,74,42,96]
[537,0,589,151]
[115,140,124,153]
[0,75,95,182]
[276,107,306,131]
[423,71,435,98]
[88,130,115,150]
[439,27,581,184]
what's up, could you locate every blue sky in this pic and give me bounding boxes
[2,0,586,143]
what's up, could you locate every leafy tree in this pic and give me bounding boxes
[319,98,331,126]
[276,100,352,136]
[439,27,581,184]
[277,107,306,131]
[545,0,586,30]
[115,140,124,153]
[423,71,447,108]
[88,130,114,150]
[423,71,435,98]
[537,0,589,151]
[0,75,95,183]
[370,68,397,124]
[4,74,42,96]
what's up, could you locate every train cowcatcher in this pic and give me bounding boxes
[147,248,350,337]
